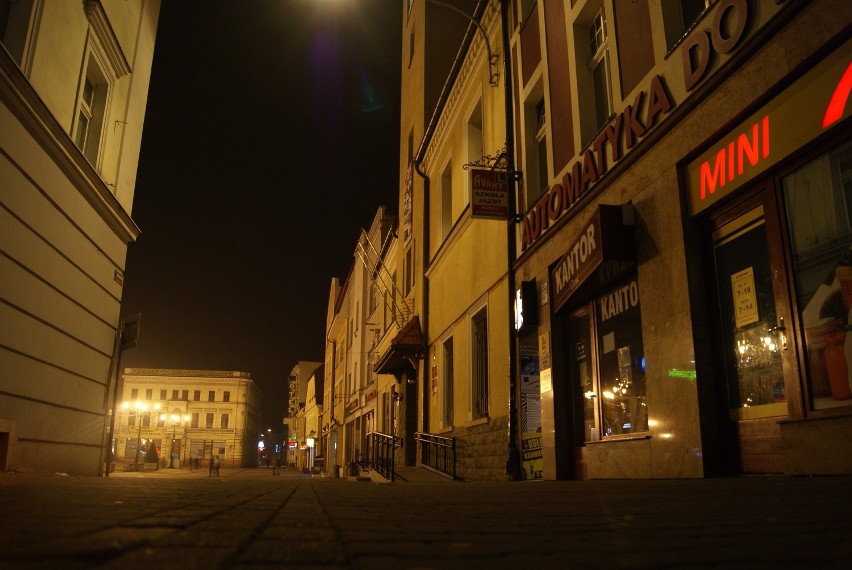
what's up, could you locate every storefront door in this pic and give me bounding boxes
[710,184,797,473]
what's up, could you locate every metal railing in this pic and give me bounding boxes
[368,431,400,482]
[415,432,456,480]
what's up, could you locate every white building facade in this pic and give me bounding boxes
[0,0,160,475]
[114,368,262,469]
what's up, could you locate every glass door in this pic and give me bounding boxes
[711,185,798,473]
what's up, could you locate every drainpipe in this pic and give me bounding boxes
[500,0,522,481]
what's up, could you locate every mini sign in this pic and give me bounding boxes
[470,168,508,220]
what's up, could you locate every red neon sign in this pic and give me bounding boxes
[700,116,770,200]
[823,62,852,128]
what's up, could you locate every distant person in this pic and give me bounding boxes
[209,456,220,477]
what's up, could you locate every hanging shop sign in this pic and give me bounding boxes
[550,205,636,313]
[470,168,509,220]
[687,43,852,216]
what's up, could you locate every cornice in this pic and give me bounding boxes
[84,0,131,78]
[0,48,140,243]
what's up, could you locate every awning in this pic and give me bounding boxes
[550,204,636,313]
[374,315,423,375]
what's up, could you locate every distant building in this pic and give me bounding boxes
[0,1,161,475]
[115,369,262,469]
[286,361,321,419]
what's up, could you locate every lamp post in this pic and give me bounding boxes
[123,401,160,467]
[161,412,191,468]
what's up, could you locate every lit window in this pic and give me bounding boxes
[569,275,648,441]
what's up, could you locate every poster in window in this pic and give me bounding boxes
[731,267,759,328]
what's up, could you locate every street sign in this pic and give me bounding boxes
[121,314,141,351]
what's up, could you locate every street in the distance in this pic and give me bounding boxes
[1,468,850,569]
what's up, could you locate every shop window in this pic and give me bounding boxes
[570,276,648,441]
[443,337,454,427]
[784,139,852,410]
[471,307,489,419]
[662,0,713,51]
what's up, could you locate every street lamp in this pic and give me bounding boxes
[123,401,160,467]
[160,412,191,468]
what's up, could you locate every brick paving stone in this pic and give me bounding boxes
[1,469,851,568]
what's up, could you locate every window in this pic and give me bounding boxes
[128,412,136,427]
[194,390,201,401]
[588,7,612,136]
[208,391,215,402]
[130,388,138,399]
[74,54,108,165]
[221,414,230,429]
[471,307,489,418]
[172,390,179,400]
[145,389,153,400]
[0,0,35,69]
[535,99,549,198]
[570,276,648,441]
[191,413,200,428]
[160,389,167,400]
[223,391,230,403]
[206,413,214,428]
[141,414,151,428]
[181,390,189,401]
[662,0,713,51]
[467,101,483,203]
[441,160,453,241]
[783,139,852,411]
[404,246,415,296]
[443,337,454,426]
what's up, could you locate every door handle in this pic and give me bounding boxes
[767,318,787,350]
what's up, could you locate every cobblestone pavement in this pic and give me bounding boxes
[1,466,850,569]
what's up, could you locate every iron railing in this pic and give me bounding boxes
[415,432,456,480]
[368,431,400,482]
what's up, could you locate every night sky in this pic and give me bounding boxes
[120,1,402,429]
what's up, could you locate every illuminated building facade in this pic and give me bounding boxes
[0,1,160,475]
[389,0,852,480]
[509,0,851,478]
[115,368,262,469]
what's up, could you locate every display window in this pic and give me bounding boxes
[567,275,648,441]
[784,138,852,410]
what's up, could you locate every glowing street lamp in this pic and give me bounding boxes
[123,401,160,467]
[160,412,191,468]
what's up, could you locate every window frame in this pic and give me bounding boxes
[470,305,489,420]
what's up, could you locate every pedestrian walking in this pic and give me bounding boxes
[209,455,219,477]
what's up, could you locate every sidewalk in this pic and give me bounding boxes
[1,469,850,569]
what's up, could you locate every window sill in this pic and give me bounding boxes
[585,433,650,445]
[464,416,489,429]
